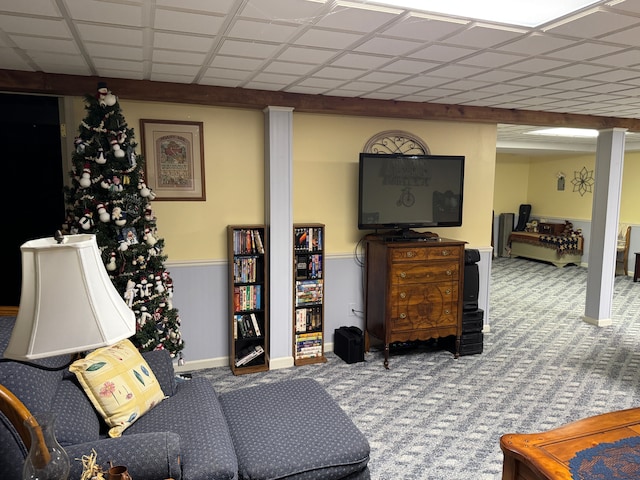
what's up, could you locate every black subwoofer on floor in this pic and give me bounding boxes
[464,249,480,312]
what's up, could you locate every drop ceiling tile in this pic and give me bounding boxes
[355,37,423,56]
[589,49,640,68]
[422,64,485,79]
[227,19,299,42]
[409,44,478,62]
[331,52,390,69]
[0,0,60,16]
[598,24,640,45]
[443,25,524,49]
[39,62,92,76]
[240,0,326,22]
[442,79,491,91]
[508,74,567,87]
[585,69,640,83]
[459,51,523,68]
[204,67,253,81]
[85,44,143,61]
[547,78,603,90]
[295,27,363,49]
[316,3,398,31]
[469,69,526,82]
[152,63,201,76]
[153,49,208,65]
[93,58,144,72]
[218,39,281,59]
[399,75,451,88]
[0,15,69,36]
[77,24,143,46]
[506,57,568,73]
[496,33,575,55]
[382,13,467,42]
[64,0,142,27]
[314,66,366,79]
[357,71,410,83]
[263,60,316,75]
[155,9,224,35]
[290,77,346,89]
[548,63,611,77]
[578,82,638,94]
[547,42,625,61]
[156,0,235,14]
[0,47,34,69]
[210,55,263,70]
[324,88,364,97]
[10,35,79,54]
[150,72,196,83]
[545,10,638,39]
[339,80,387,92]
[476,84,529,94]
[200,76,242,87]
[154,32,214,52]
[251,72,299,84]
[381,58,439,74]
[277,46,338,63]
[28,50,88,67]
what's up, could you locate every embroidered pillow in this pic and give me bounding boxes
[70,339,165,437]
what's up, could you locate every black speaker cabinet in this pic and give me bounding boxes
[463,263,479,311]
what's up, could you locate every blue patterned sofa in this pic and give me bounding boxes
[0,317,370,480]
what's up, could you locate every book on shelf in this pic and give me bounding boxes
[233,229,265,255]
[233,285,262,311]
[295,280,323,306]
[235,344,265,367]
[234,256,259,283]
[294,226,323,252]
[295,306,322,333]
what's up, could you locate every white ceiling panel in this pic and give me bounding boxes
[2,0,640,151]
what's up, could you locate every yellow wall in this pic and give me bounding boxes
[70,98,497,259]
[293,114,497,251]
[495,150,640,223]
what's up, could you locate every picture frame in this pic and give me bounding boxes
[139,119,206,201]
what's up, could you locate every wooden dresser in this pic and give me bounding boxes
[364,236,465,368]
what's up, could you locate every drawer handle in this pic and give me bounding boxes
[442,250,450,256]
[445,289,451,295]
[400,292,406,299]
[400,272,406,278]
[446,270,452,276]
[444,309,451,315]
[399,313,406,319]
[406,251,415,258]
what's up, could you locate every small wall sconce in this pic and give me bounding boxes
[557,172,565,191]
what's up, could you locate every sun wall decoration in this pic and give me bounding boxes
[571,166,594,196]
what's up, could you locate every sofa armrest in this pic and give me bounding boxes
[66,432,182,480]
[142,350,177,396]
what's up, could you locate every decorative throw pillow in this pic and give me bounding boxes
[70,339,166,437]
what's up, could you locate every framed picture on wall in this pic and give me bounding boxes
[140,119,206,201]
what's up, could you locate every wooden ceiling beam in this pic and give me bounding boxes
[2,69,640,131]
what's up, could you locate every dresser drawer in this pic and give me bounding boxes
[389,283,458,331]
[389,245,462,262]
[391,261,459,284]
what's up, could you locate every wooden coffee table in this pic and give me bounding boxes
[500,407,640,480]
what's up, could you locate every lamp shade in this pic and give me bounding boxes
[4,234,136,361]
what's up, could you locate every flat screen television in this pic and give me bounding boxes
[358,153,465,233]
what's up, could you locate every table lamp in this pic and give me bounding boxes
[1,233,136,480]
[4,233,135,361]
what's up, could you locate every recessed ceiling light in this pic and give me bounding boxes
[365,0,601,27]
[527,128,599,138]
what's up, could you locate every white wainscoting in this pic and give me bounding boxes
[170,247,493,372]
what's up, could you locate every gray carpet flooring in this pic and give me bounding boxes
[193,257,640,479]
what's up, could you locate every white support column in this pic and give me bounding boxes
[263,106,294,369]
[584,128,626,326]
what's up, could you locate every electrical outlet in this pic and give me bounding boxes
[348,303,356,316]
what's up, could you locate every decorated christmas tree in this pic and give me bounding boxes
[62,82,184,359]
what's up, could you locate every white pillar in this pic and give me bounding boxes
[584,128,626,326]
[263,106,294,368]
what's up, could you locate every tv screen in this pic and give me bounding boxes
[358,153,465,231]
